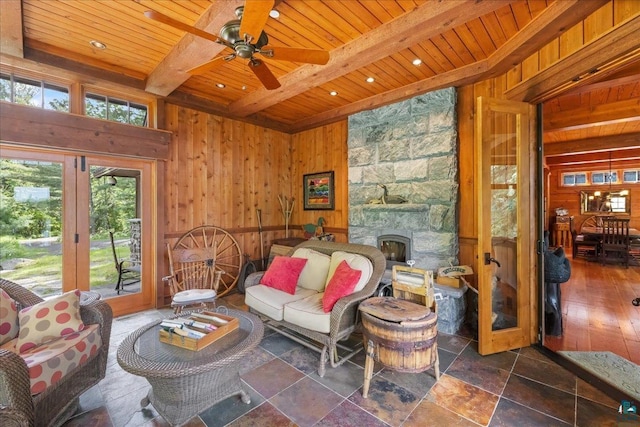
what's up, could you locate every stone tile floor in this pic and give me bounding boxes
[63,292,637,426]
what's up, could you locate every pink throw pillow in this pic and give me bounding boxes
[322,260,362,313]
[260,256,308,295]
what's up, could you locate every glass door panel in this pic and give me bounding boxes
[88,166,142,298]
[0,148,65,298]
[477,97,532,355]
[489,112,518,331]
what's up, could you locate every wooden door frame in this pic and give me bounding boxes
[0,144,157,316]
[476,96,536,355]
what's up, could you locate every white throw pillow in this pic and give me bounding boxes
[292,248,331,292]
[325,251,373,292]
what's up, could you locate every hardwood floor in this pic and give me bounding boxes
[544,255,640,365]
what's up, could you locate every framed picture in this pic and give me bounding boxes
[303,171,335,210]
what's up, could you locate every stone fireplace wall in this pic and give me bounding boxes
[348,87,458,271]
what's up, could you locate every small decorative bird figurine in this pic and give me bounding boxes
[302,217,326,238]
[378,183,408,204]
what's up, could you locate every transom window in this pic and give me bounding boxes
[622,169,640,183]
[0,73,69,112]
[85,93,148,127]
[560,172,587,186]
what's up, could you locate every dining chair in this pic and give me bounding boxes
[600,217,630,268]
[571,229,600,260]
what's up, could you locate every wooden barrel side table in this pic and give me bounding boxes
[359,297,439,398]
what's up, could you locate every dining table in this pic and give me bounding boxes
[580,226,640,238]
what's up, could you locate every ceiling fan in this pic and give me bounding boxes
[144,0,330,90]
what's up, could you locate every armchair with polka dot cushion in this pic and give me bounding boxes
[0,279,112,427]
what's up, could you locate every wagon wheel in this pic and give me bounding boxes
[174,225,242,297]
[580,216,598,231]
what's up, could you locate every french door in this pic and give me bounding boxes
[476,97,535,355]
[0,144,155,315]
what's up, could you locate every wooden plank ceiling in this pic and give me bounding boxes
[0,0,637,145]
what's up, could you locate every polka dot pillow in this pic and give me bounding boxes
[16,290,85,354]
[0,288,20,346]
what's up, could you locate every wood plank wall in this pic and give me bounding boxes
[162,104,292,260]
[290,122,349,242]
[161,103,348,303]
[547,161,640,231]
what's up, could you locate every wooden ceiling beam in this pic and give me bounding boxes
[227,0,507,117]
[144,1,242,96]
[545,148,640,166]
[543,98,640,131]
[485,0,609,77]
[543,132,640,156]
[290,0,605,133]
[557,60,640,98]
[505,15,640,103]
[23,46,147,90]
[0,0,23,58]
[164,90,292,133]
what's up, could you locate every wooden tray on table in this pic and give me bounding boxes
[159,311,239,351]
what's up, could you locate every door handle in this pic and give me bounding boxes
[484,253,501,268]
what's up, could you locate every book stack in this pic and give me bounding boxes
[158,311,239,351]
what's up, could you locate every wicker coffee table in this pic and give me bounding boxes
[117,309,263,425]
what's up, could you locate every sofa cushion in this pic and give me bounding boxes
[0,288,20,345]
[1,324,102,395]
[17,290,85,354]
[245,285,317,321]
[260,256,308,295]
[284,293,331,333]
[292,248,331,292]
[325,251,373,292]
[322,260,362,313]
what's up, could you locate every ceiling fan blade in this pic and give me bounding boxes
[187,55,233,75]
[144,10,219,43]
[248,59,281,90]
[262,46,330,65]
[239,0,275,42]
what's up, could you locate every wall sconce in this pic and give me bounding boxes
[106,176,117,186]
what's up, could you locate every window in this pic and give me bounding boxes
[0,74,69,111]
[85,93,148,127]
[560,172,587,186]
[623,170,640,183]
[591,171,618,185]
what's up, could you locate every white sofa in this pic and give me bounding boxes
[244,240,386,377]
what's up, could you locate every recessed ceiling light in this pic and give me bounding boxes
[242,85,247,90]
[412,58,422,66]
[216,83,226,88]
[89,40,107,50]
[366,77,375,83]
[269,10,280,18]
[329,91,338,96]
